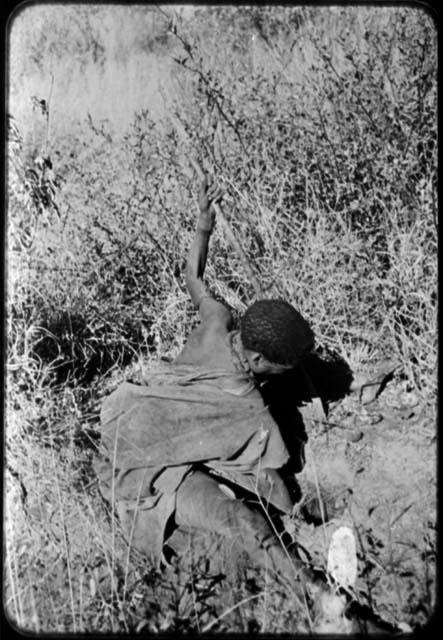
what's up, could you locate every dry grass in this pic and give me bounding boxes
[6,4,437,634]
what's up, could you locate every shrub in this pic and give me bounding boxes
[6,6,437,632]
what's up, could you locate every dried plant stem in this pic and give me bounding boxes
[202,593,263,632]
[213,202,263,299]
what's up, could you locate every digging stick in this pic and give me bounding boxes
[212,202,263,299]
[189,156,263,299]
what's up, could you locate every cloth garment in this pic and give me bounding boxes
[94,362,293,561]
[173,469,315,591]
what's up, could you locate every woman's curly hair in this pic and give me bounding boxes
[240,299,314,365]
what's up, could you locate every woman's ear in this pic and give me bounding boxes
[248,351,269,374]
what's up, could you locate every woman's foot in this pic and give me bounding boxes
[298,482,353,525]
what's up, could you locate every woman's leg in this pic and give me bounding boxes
[174,470,321,592]
[173,471,396,633]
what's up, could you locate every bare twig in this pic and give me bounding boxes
[201,593,263,632]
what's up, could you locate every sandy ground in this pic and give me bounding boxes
[5,365,435,634]
[148,373,436,632]
[297,375,436,629]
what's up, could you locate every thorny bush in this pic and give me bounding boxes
[6,5,437,635]
[8,6,437,393]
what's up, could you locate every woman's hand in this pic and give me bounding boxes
[198,175,224,231]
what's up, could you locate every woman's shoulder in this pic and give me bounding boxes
[198,296,233,329]
[175,321,236,369]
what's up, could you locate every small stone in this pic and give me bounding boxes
[327,526,358,589]
[319,592,347,618]
[399,391,419,408]
[89,576,97,598]
[347,430,363,443]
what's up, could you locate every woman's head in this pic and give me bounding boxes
[240,299,314,374]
